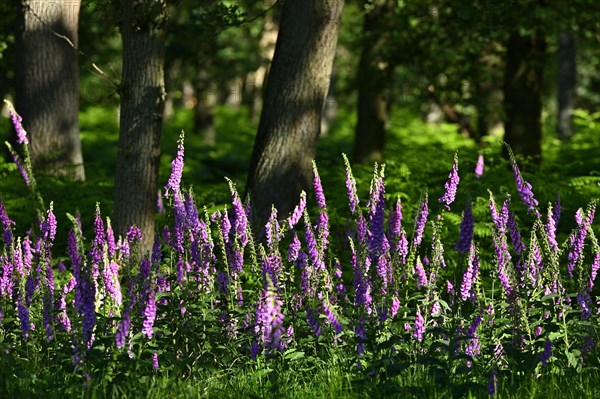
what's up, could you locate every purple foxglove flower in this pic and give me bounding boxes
[255,286,286,352]
[8,148,31,187]
[227,179,249,246]
[391,295,400,318]
[509,151,539,214]
[388,198,403,243]
[413,193,429,247]
[552,195,561,227]
[288,233,301,263]
[568,204,595,278]
[577,290,592,321]
[460,244,478,302]
[397,229,408,263]
[157,190,164,214]
[575,208,584,227]
[265,207,279,250]
[356,214,367,245]
[127,225,142,244]
[541,338,552,365]
[455,199,474,253]
[305,306,322,337]
[56,290,71,333]
[304,217,323,270]
[316,210,330,249]
[288,191,306,229]
[465,315,482,358]
[368,177,387,257]
[415,257,428,288]
[220,210,231,244]
[0,255,14,299]
[217,271,229,295]
[152,353,159,369]
[430,300,441,316]
[115,308,131,349]
[474,154,484,178]
[103,261,122,306]
[590,253,600,291]
[534,326,542,337]
[508,210,526,255]
[527,238,543,286]
[0,202,15,245]
[322,300,342,335]
[312,161,327,209]
[41,203,57,242]
[82,279,97,349]
[164,131,185,196]
[439,153,460,210]
[4,100,28,144]
[489,193,508,233]
[376,256,389,293]
[546,204,558,253]
[413,309,425,341]
[142,289,157,339]
[17,297,31,339]
[343,154,359,214]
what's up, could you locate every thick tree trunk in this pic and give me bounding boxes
[557,31,576,141]
[353,0,395,164]
[114,0,167,254]
[245,0,344,232]
[502,32,546,162]
[15,0,85,181]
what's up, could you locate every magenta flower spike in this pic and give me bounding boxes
[474,154,484,178]
[4,99,28,145]
[413,192,429,247]
[288,191,306,229]
[439,153,460,210]
[413,309,425,341]
[455,199,474,253]
[312,161,327,210]
[164,131,185,197]
[0,201,15,245]
[342,154,359,214]
[507,146,539,215]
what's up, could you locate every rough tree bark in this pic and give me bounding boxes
[556,31,576,141]
[15,0,85,181]
[502,31,546,162]
[245,0,344,233]
[353,0,395,164]
[114,0,167,254]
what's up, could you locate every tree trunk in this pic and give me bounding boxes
[556,31,576,141]
[245,0,344,232]
[15,0,85,181]
[353,0,395,164]
[502,32,546,162]
[114,0,167,254]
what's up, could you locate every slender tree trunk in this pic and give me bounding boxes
[194,47,217,145]
[502,31,546,162]
[114,0,167,253]
[245,0,344,232]
[353,0,395,164]
[557,31,576,141]
[15,0,85,181]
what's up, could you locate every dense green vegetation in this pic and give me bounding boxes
[1,107,599,398]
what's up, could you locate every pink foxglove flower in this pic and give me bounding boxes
[474,154,484,178]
